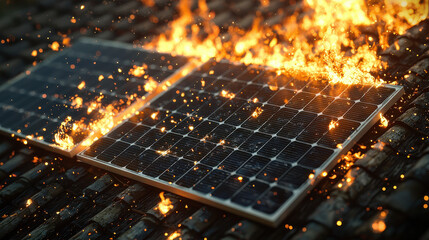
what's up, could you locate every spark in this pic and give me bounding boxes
[220,90,235,99]
[329,120,338,130]
[77,81,86,90]
[251,107,264,118]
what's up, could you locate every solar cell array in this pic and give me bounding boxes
[78,59,403,226]
[0,38,189,155]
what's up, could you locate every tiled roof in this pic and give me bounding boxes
[0,0,428,239]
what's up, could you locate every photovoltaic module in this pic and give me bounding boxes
[0,38,192,156]
[77,58,403,226]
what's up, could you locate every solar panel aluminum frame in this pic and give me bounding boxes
[0,38,197,157]
[77,60,404,226]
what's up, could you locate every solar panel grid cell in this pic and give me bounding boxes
[78,58,403,226]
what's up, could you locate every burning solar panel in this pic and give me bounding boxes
[0,38,192,157]
[78,59,403,226]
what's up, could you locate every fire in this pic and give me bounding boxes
[379,113,389,128]
[54,116,75,150]
[220,90,235,99]
[145,0,427,86]
[252,107,264,118]
[54,95,125,149]
[156,192,174,215]
[328,120,339,130]
[26,199,33,207]
[54,0,427,153]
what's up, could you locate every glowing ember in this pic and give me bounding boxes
[329,120,339,130]
[167,231,181,240]
[372,220,387,233]
[156,150,170,156]
[156,192,174,215]
[77,81,86,90]
[26,199,33,207]
[372,211,388,233]
[143,78,158,93]
[50,41,60,51]
[129,64,148,77]
[151,112,159,120]
[71,97,83,108]
[251,107,264,118]
[98,75,104,81]
[379,113,389,128]
[220,90,235,99]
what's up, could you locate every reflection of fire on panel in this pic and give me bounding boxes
[78,60,403,226]
[0,38,192,157]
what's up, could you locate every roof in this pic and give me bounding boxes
[0,0,429,239]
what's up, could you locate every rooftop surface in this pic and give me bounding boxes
[0,0,428,239]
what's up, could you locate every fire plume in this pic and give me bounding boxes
[156,192,174,215]
[146,0,427,86]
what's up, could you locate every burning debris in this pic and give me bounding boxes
[156,192,174,215]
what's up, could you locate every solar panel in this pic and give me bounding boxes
[77,59,403,226]
[0,38,192,156]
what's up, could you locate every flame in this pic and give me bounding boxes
[26,199,33,207]
[252,107,264,118]
[156,192,174,215]
[54,0,427,152]
[146,0,427,86]
[329,120,339,130]
[54,116,75,150]
[379,113,389,128]
[54,95,126,149]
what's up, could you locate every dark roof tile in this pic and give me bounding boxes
[222,220,265,240]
